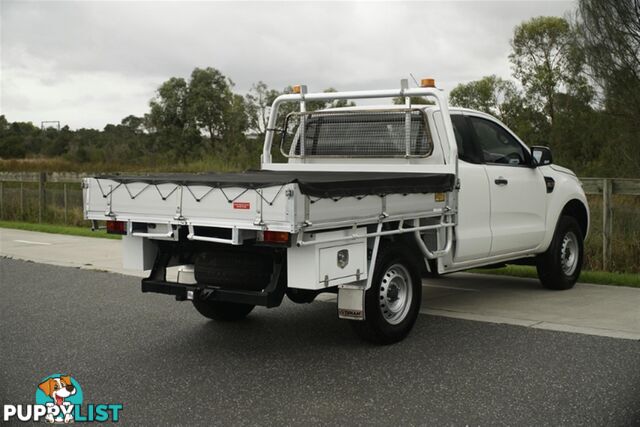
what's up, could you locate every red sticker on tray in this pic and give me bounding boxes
[232,202,251,210]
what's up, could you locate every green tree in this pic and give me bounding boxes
[576,0,640,119]
[575,0,640,176]
[147,77,190,132]
[510,16,588,125]
[245,81,280,135]
[146,67,251,159]
[447,75,551,146]
[0,134,26,158]
[186,67,234,144]
[121,115,145,134]
[147,76,200,162]
[551,93,607,174]
[222,94,250,149]
[449,75,520,120]
[0,115,9,134]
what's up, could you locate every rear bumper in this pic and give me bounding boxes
[141,279,196,300]
[141,278,285,308]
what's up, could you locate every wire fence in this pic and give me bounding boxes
[0,172,639,273]
[0,173,86,226]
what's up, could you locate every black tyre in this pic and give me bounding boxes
[536,215,584,290]
[192,296,255,321]
[350,244,422,344]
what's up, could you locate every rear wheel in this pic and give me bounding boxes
[536,215,584,290]
[192,296,254,321]
[350,245,422,344]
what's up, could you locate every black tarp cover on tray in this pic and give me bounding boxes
[96,170,455,198]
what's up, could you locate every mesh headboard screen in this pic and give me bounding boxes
[280,109,433,158]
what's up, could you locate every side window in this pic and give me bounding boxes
[469,116,528,165]
[450,114,481,164]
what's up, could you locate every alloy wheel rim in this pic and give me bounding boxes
[379,263,413,325]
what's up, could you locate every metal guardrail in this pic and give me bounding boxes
[0,172,639,271]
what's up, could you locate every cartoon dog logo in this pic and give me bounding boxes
[38,375,76,423]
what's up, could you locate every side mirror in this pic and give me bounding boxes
[531,146,553,166]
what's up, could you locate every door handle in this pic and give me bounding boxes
[494,177,508,186]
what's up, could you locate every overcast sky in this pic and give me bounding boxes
[1,0,575,130]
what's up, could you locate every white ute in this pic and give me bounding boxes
[83,79,589,344]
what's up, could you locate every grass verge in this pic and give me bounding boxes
[0,220,120,240]
[470,265,640,288]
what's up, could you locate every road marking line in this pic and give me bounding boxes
[13,240,52,246]
[423,284,479,292]
[530,322,640,341]
[421,308,640,340]
[421,308,539,327]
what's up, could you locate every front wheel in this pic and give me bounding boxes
[192,296,255,321]
[350,245,422,344]
[536,215,584,290]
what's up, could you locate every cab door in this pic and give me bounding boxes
[449,114,492,262]
[467,115,547,256]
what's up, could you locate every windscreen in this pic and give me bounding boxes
[280,109,433,158]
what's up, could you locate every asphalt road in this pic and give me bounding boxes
[1,258,639,426]
[4,228,640,340]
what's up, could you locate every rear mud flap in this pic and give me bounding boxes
[338,287,365,320]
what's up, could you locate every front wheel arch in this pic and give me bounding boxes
[560,199,589,240]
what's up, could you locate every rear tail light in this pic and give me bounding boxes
[106,220,127,235]
[258,230,290,244]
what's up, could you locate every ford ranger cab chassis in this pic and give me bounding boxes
[83,81,589,344]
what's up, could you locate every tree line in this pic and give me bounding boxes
[1,0,638,177]
[449,0,639,177]
[0,71,354,171]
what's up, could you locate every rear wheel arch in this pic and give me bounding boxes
[385,233,428,275]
